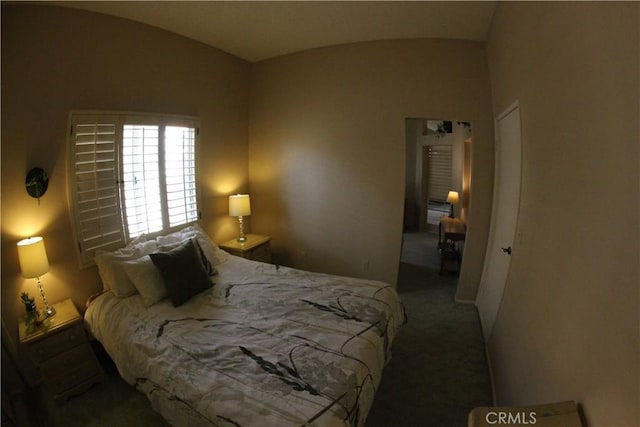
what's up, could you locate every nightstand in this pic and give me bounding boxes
[219,234,272,263]
[438,215,466,274]
[19,298,106,403]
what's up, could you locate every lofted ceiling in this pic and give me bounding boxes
[47,1,497,62]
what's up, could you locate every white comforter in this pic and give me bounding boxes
[85,255,405,427]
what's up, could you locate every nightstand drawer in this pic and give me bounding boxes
[40,343,93,378]
[28,323,85,363]
[45,359,101,394]
[248,243,271,263]
[220,234,272,263]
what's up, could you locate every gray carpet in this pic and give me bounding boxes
[28,232,491,426]
[366,244,493,426]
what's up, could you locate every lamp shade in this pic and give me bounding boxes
[229,194,251,217]
[446,191,459,205]
[17,237,50,278]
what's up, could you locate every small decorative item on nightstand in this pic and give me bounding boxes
[219,234,272,263]
[21,292,40,328]
[19,298,106,403]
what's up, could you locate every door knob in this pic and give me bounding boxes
[501,246,512,255]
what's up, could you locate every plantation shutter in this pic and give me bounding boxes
[68,111,200,268]
[69,117,126,267]
[164,126,198,227]
[122,125,164,238]
[427,144,452,201]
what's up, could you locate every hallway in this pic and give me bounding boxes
[366,231,492,426]
[400,231,462,276]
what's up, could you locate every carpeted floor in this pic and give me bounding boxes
[366,232,493,426]
[26,232,491,426]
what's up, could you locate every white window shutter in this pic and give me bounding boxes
[164,126,199,228]
[122,125,163,238]
[68,111,200,268]
[69,119,126,267]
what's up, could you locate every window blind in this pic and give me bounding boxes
[427,144,453,201]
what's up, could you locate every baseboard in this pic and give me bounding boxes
[454,296,476,304]
[484,345,497,405]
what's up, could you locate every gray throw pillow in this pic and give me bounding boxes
[149,239,213,306]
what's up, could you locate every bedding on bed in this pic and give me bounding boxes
[85,226,406,427]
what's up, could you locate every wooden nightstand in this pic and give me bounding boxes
[219,234,272,263]
[19,298,106,403]
[438,215,466,274]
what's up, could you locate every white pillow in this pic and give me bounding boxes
[156,223,228,266]
[155,225,197,246]
[128,233,150,247]
[196,234,229,266]
[121,255,167,307]
[94,240,158,296]
[120,239,208,306]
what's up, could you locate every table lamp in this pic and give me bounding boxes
[17,236,56,318]
[446,191,459,218]
[229,194,251,242]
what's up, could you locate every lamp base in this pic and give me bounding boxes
[42,306,56,318]
[36,276,55,319]
[237,215,247,243]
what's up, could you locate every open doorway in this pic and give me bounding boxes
[402,118,472,275]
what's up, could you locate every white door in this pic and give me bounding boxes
[476,101,522,341]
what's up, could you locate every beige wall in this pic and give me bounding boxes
[249,39,494,289]
[485,2,639,425]
[1,4,250,380]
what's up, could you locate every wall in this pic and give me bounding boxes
[404,119,421,230]
[1,4,250,382]
[249,39,493,289]
[484,2,639,425]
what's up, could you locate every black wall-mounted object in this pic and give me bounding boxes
[25,167,49,200]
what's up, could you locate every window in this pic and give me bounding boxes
[68,112,200,267]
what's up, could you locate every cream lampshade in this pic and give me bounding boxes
[229,194,251,242]
[446,191,459,218]
[17,237,56,317]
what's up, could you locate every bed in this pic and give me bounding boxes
[85,224,406,427]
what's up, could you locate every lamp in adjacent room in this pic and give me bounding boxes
[17,236,56,318]
[446,191,459,218]
[229,194,251,242]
